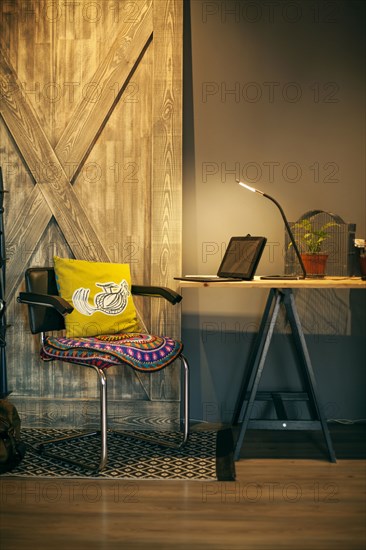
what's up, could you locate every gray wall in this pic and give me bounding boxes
[182,0,366,423]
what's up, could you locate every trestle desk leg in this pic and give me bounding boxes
[233,289,283,461]
[233,288,277,425]
[283,290,336,463]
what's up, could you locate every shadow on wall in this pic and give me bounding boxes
[182,310,366,424]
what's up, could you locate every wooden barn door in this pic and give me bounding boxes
[0,0,183,429]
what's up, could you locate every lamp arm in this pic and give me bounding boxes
[262,192,307,279]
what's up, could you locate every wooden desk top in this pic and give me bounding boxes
[176,276,366,289]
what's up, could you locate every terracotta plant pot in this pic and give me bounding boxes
[301,253,328,277]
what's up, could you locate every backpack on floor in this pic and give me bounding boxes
[0,399,26,473]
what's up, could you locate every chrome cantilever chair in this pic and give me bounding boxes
[18,267,189,471]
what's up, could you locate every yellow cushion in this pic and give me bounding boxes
[53,257,141,338]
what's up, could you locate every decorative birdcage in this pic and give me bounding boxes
[285,210,356,276]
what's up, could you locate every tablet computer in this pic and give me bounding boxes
[175,235,267,282]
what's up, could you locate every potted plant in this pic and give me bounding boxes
[290,217,338,277]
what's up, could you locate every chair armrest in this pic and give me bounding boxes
[17,292,74,316]
[131,285,182,305]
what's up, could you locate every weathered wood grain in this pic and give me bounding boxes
[0,0,183,426]
[0,49,111,283]
[3,1,153,298]
[56,0,153,172]
[149,1,183,402]
[151,0,183,340]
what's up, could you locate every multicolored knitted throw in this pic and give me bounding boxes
[41,333,183,372]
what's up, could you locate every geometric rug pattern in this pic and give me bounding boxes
[4,428,236,481]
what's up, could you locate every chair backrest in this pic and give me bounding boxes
[25,267,66,334]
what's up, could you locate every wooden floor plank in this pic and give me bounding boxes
[1,424,365,550]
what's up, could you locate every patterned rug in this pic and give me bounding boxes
[4,428,236,481]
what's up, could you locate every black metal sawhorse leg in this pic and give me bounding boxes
[233,288,336,463]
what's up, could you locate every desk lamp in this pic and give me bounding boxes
[237,180,307,279]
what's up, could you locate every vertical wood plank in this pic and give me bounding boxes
[151,0,183,339]
[150,0,183,402]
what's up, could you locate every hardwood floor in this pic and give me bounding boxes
[1,424,365,550]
